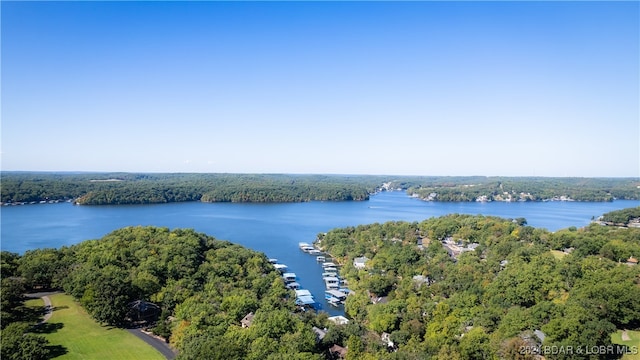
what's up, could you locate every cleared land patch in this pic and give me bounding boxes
[30,293,164,360]
[612,330,640,360]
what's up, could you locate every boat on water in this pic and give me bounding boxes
[322,272,338,279]
[273,264,288,272]
[308,249,322,255]
[324,276,340,289]
[327,297,341,307]
[325,289,347,305]
[294,289,318,309]
[316,256,326,262]
[295,289,312,297]
[286,282,301,290]
[322,262,336,268]
[282,272,297,282]
[268,258,278,264]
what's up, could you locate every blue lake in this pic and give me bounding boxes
[1,191,638,315]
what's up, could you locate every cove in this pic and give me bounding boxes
[2,191,638,315]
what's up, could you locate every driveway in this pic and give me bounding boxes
[126,328,177,360]
[26,291,60,324]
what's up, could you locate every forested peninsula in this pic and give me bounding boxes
[1,172,638,205]
[2,209,640,359]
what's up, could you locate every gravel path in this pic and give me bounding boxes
[25,291,59,324]
[40,295,53,323]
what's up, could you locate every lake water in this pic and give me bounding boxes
[1,191,638,315]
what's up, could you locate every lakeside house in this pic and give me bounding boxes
[442,237,480,260]
[312,326,327,342]
[127,300,160,323]
[241,312,254,328]
[412,275,429,287]
[353,256,369,269]
[328,315,349,325]
[381,332,394,348]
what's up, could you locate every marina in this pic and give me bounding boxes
[297,240,353,310]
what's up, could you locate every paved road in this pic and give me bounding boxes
[126,328,177,360]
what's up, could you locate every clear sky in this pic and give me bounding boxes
[1,1,638,177]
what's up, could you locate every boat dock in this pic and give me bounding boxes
[295,240,352,310]
[270,255,320,311]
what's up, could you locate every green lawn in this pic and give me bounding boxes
[28,294,165,360]
[612,330,640,360]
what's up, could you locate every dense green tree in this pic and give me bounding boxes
[0,323,51,360]
[319,214,640,359]
[0,277,26,327]
[0,251,20,278]
[18,248,64,289]
[80,265,136,326]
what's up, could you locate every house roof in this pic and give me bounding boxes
[328,315,350,325]
[312,326,327,340]
[330,344,347,357]
[241,312,254,327]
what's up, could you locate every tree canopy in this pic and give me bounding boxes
[3,209,640,359]
[315,213,640,359]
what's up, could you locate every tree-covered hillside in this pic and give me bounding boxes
[1,173,638,205]
[1,227,328,359]
[405,177,639,202]
[316,214,640,359]
[600,207,640,226]
[0,173,381,205]
[2,214,640,359]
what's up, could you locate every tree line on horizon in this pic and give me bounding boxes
[406,177,639,202]
[1,172,638,205]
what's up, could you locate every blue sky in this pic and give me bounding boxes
[2,1,638,177]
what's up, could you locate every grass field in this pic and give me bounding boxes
[27,294,165,360]
[612,330,640,360]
